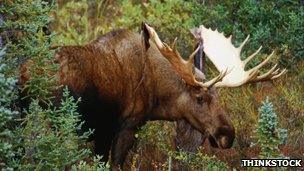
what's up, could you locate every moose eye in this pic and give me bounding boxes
[196,96,204,105]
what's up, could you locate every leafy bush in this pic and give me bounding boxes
[53,0,198,56]
[169,149,228,170]
[52,0,111,45]
[118,0,196,56]
[1,0,108,170]
[1,0,57,101]
[15,88,93,170]
[192,0,304,67]
[0,47,19,170]
[71,155,110,171]
[276,75,304,147]
[255,97,287,158]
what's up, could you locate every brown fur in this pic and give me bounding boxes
[19,29,235,170]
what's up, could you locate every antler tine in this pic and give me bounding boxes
[243,46,262,66]
[172,37,178,50]
[248,51,274,75]
[248,64,278,83]
[249,68,287,83]
[238,35,250,52]
[271,69,287,79]
[228,35,232,42]
[257,64,278,79]
[203,69,228,88]
[188,45,200,64]
[272,68,280,75]
[170,37,199,65]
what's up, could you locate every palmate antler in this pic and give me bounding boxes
[193,25,287,87]
[144,23,227,88]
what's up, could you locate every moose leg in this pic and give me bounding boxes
[111,120,138,171]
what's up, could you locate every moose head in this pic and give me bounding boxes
[143,23,286,149]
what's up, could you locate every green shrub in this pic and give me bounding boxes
[1,0,58,101]
[1,0,108,170]
[71,155,110,171]
[15,88,93,170]
[169,149,228,170]
[255,97,287,158]
[118,0,197,56]
[0,47,19,170]
[192,0,304,68]
[274,71,304,149]
[53,0,198,56]
[52,0,109,45]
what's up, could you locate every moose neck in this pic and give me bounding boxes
[146,43,186,121]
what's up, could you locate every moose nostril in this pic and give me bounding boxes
[208,135,219,148]
[219,136,233,149]
[214,126,235,149]
[208,126,235,149]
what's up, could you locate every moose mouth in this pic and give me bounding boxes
[208,133,234,149]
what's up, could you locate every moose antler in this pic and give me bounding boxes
[144,23,226,88]
[192,25,287,87]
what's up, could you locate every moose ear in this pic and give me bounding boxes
[189,27,200,39]
[141,22,150,51]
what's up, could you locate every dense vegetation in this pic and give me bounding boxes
[0,0,303,170]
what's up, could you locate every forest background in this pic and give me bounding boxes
[0,0,303,170]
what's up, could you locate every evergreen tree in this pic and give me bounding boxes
[16,88,92,170]
[0,47,19,171]
[1,1,109,170]
[256,97,287,158]
[1,0,57,101]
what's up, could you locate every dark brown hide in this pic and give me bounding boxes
[20,29,235,170]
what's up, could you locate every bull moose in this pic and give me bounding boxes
[19,22,286,170]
